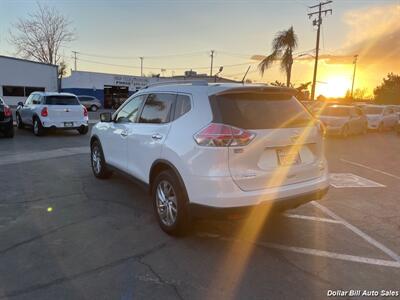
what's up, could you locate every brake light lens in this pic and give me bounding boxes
[194,123,255,147]
[4,105,12,117]
[83,106,88,117]
[41,107,48,117]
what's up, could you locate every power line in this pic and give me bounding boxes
[76,50,208,60]
[76,57,254,72]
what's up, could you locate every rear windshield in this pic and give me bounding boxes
[363,106,383,114]
[320,107,350,117]
[45,96,80,105]
[210,92,314,129]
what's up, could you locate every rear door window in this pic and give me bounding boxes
[210,92,313,129]
[173,94,191,120]
[45,96,80,105]
[138,93,176,124]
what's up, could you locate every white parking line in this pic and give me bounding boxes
[0,147,89,166]
[283,213,342,224]
[240,240,400,268]
[312,201,400,262]
[340,158,400,181]
[329,173,385,188]
[196,234,400,268]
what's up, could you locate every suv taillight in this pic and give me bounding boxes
[4,105,12,117]
[41,107,48,117]
[83,106,88,117]
[194,123,255,147]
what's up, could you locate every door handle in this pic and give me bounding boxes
[120,130,128,137]
[152,133,163,140]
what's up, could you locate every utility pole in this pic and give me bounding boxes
[139,57,144,77]
[308,1,332,100]
[351,54,358,99]
[72,51,78,71]
[210,50,215,77]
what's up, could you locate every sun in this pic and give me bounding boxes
[316,76,352,98]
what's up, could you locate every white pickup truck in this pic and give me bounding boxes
[16,92,89,136]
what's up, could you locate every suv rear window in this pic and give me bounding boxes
[210,92,314,129]
[45,96,80,105]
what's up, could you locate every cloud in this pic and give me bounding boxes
[340,3,400,68]
[252,3,400,68]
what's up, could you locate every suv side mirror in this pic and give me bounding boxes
[100,112,112,122]
[17,102,24,107]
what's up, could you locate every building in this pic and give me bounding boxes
[62,71,151,109]
[0,55,59,106]
[62,70,238,109]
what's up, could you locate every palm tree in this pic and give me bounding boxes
[258,26,298,87]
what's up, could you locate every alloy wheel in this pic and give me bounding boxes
[156,180,178,226]
[92,146,102,174]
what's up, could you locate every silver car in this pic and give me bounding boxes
[77,96,102,112]
[318,105,368,137]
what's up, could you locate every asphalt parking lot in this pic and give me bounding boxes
[1,120,400,299]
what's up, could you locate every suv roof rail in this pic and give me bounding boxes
[144,80,209,89]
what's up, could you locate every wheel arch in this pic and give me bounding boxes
[90,134,100,148]
[149,159,189,201]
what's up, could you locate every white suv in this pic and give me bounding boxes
[90,82,329,235]
[16,92,89,136]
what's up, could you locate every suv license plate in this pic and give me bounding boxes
[277,148,301,166]
[64,122,73,127]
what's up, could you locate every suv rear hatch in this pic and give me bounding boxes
[209,88,324,191]
[45,95,85,121]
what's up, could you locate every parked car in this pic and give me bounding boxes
[387,105,400,119]
[362,105,398,131]
[0,97,14,138]
[317,105,367,137]
[90,82,329,235]
[16,92,89,136]
[77,95,102,112]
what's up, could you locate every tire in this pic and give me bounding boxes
[152,170,191,236]
[341,124,349,138]
[33,117,45,136]
[4,127,14,138]
[91,140,113,179]
[16,113,24,129]
[91,105,98,112]
[78,126,89,135]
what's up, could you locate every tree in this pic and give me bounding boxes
[9,4,75,65]
[374,73,400,104]
[258,26,298,87]
[58,60,68,92]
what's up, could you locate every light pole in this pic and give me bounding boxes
[351,55,358,99]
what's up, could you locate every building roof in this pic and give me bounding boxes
[0,55,58,67]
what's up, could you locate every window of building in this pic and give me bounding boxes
[25,87,45,96]
[2,86,45,97]
[3,86,24,97]
[138,93,175,124]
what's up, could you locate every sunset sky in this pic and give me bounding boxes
[0,0,399,97]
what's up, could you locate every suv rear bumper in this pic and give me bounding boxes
[41,120,88,129]
[186,169,329,208]
[189,187,329,219]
